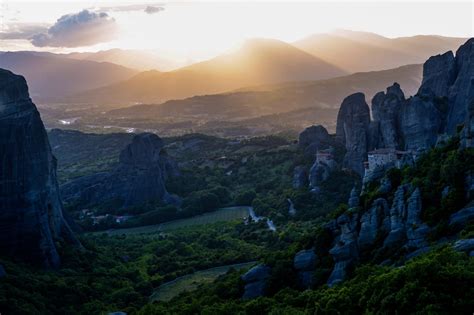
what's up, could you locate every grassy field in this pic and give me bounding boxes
[150,261,256,302]
[104,206,250,236]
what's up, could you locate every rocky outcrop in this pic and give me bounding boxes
[358,198,389,251]
[293,249,317,288]
[298,125,333,156]
[292,166,307,189]
[336,93,370,176]
[327,213,359,286]
[241,264,271,299]
[399,95,445,150]
[347,186,360,209]
[308,151,337,191]
[418,51,456,97]
[324,184,432,285]
[371,83,405,149]
[0,69,78,268]
[447,39,474,134]
[449,206,474,228]
[61,133,179,209]
[453,239,474,253]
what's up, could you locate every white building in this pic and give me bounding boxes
[365,148,412,172]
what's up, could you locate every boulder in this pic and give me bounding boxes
[0,69,78,268]
[241,264,271,283]
[294,250,317,271]
[241,264,271,300]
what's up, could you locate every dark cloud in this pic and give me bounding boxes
[30,10,118,48]
[144,6,164,14]
[0,23,48,40]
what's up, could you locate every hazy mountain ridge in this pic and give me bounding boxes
[65,48,187,71]
[68,38,348,104]
[294,31,467,72]
[0,51,138,100]
[107,64,422,122]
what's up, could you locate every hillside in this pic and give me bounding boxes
[0,51,138,100]
[70,38,346,104]
[103,64,422,133]
[65,48,186,71]
[294,30,466,72]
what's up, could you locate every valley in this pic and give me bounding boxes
[0,5,473,313]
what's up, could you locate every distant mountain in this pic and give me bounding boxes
[106,64,422,129]
[294,30,467,72]
[65,49,186,71]
[71,38,347,105]
[0,51,138,101]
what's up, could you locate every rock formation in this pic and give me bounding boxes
[241,264,271,299]
[334,39,474,174]
[321,180,434,285]
[336,93,371,176]
[308,150,337,191]
[61,133,179,209]
[0,69,78,268]
[298,125,333,156]
[371,83,405,149]
[293,249,317,288]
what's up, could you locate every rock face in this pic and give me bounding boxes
[399,95,445,150]
[292,166,307,189]
[358,198,389,251]
[447,38,474,134]
[347,186,360,209]
[61,133,179,208]
[241,264,271,299]
[324,183,433,285]
[371,83,405,149]
[418,51,456,97]
[308,152,337,190]
[293,249,317,288]
[336,93,370,176]
[327,213,360,286]
[298,125,333,156]
[0,69,77,268]
[335,39,474,169]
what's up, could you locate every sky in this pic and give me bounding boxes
[1,0,473,61]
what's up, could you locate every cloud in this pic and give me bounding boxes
[0,23,49,40]
[30,10,118,48]
[144,6,164,14]
[97,3,165,13]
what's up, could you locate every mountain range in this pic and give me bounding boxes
[1,31,465,105]
[294,30,467,72]
[0,51,138,100]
